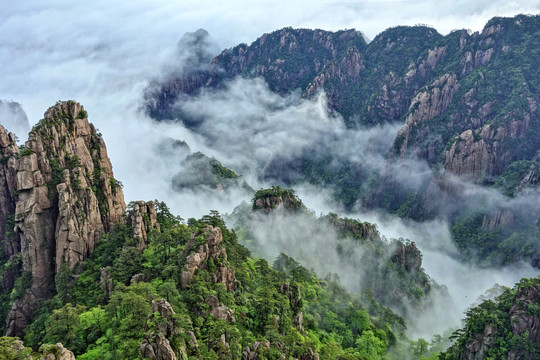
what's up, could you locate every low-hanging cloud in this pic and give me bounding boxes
[1,1,539,347]
[176,76,402,183]
[0,100,30,142]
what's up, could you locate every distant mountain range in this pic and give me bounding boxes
[145,14,540,269]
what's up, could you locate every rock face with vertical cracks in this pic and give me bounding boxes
[179,225,237,291]
[5,101,126,337]
[0,125,21,293]
[128,200,160,250]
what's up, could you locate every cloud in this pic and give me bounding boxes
[1,0,539,343]
[354,207,538,338]
[0,100,30,142]
[175,76,402,188]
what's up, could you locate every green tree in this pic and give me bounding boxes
[0,337,33,359]
[43,303,86,352]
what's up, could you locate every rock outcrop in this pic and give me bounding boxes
[140,299,195,360]
[443,97,537,181]
[242,341,270,360]
[179,225,237,291]
[324,213,380,241]
[0,125,21,292]
[100,266,114,296]
[39,343,76,360]
[396,73,460,158]
[140,334,177,360]
[444,277,540,360]
[205,294,235,322]
[128,200,160,249]
[252,188,305,214]
[5,101,126,337]
[506,282,540,360]
[279,283,304,331]
[0,338,75,360]
[392,241,422,272]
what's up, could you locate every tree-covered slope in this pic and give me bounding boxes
[2,202,424,359]
[229,187,445,320]
[145,15,540,269]
[441,276,540,360]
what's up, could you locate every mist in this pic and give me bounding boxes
[1,0,539,347]
[0,101,30,142]
[175,75,539,340]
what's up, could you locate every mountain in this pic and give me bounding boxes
[144,14,540,269]
[0,102,438,359]
[0,96,538,359]
[440,276,540,360]
[0,101,126,337]
[228,187,445,319]
[0,102,421,359]
[172,151,252,194]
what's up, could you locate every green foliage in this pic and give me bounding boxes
[43,303,86,351]
[450,211,540,266]
[108,178,123,196]
[77,109,88,119]
[442,276,540,360]
[10,271,31,301]
[19,203,437,359]
[17,146,33,157]
[0,337,34,359]
[172,152,248,193]
[210,158,239,179]
[252,186,305,212]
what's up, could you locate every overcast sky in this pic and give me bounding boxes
[0,0,539,202]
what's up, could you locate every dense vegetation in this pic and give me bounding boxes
[231,188,443,320]
[147,14,540,270]
[441,276,540,360]
[172,152,252,193]
[0,198,452,359]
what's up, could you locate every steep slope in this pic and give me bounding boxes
[146,15,540,269]
[394,15,540,184]
[11,204,416,360]
[0,126,21,333]
[228,187,443,319]
[441,276,540,360]
[1,101,126,336]
[145,27,369,127]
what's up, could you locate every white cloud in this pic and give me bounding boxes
[0,0,539,342]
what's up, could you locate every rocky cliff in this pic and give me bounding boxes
[442,277,540,360]
[0,125,22,333]
[251,187,305,214]
[148,15,540,185]
[145,17,540,270]
[179,225,237,291]
[128,200,160,249]
[2,101,126,337]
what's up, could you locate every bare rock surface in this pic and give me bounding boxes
[0,125,21,291]
[6,101,126,336]
[128,200,160,249]
[179,225,237,290]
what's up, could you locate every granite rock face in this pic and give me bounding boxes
[5,101,126,336]
[128,200,160,249]
[179,225,237,291]
[0,125,21,292]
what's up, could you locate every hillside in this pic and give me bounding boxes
[0,102,439,359]
[145,14,540,269]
